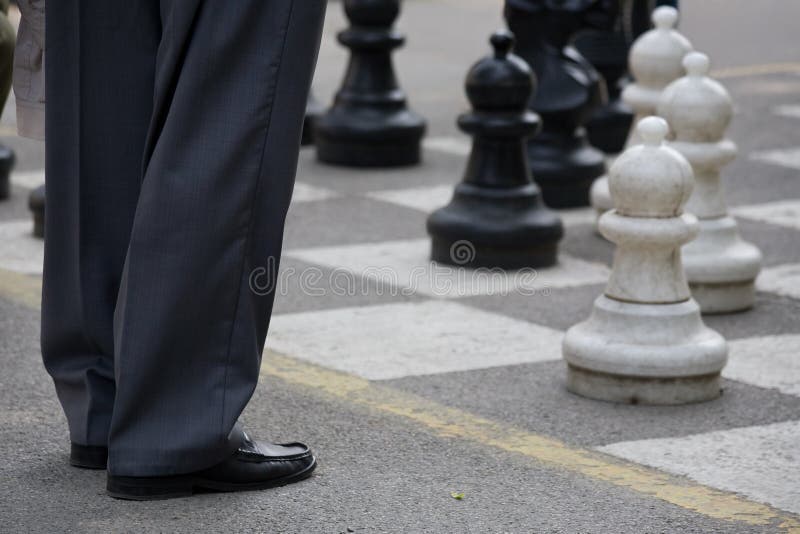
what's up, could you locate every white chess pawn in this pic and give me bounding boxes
[590,6,692,223]
[658,52,762,313]
[564,116,727,405]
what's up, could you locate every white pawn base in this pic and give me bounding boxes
[563,295,727,405]
[683,216,762,314]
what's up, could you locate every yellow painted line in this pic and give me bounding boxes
[263,351,800,532]
[1,267,798,530]
[711,62,800,79]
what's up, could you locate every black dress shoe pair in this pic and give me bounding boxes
[71,432,316,500]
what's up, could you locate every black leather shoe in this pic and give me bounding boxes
[70,443,108,470]
[106,433,316,500]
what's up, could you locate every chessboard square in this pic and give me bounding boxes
[283,197,427,249]
[598,421,800,515]
[11,170,45,190]
[365,184,454,214]
[0,220,43,275]
[423,136,471,157]
[756,262,800,300]
[366,185,597,229]
[283,238,609,299]
[725,334,800,397]
[558,207,597,228]
[749,147,800,170]
[733,199,800,231]
[290,181,339,204]
[773,104,800,119]
[266,300,563,380]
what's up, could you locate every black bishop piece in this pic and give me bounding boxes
[427,31,563,269]
[315,0,426,167]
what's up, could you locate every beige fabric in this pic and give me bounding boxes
[14,0,45,140]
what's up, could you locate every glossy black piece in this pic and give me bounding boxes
[575,0,660,154]
[301,90,324,146]
[505,1,612,208]
[315,0,426,167]
[427,31,563,269]
[574,12,634,154]
[28,184,44,239]
[0,143,15,200]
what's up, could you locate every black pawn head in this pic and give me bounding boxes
[465,31,536,113]
[344,0,400,27]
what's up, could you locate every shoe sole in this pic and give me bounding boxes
[106,456,317,501]
[70,458,107,470]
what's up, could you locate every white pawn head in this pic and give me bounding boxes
[609,116,695,217]
[657,52,735,143]
[627,7,693,93]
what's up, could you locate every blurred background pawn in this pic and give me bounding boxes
[315,0,426,167]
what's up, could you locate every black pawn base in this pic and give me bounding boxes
[0,144,16,200]
[428,183,563,270]
[315,112,425,168]
[527,138,606,209]
[28,185,44,239]
[585,99,633,155]
[301,93,324,146]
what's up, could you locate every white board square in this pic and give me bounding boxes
[283,238,609,299]
[0,220,43,275]
[598,421,800,515]
[366,186,597,228]
[725,334,800,397]
[733,199,800,231]
[749,147,800,171]
[757,263,800,299]
[291,182,339,203]
[266,300,563,380]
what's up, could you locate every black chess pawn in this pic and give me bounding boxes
[427,31,563,269]
[0,143,15,200]
[574,3,633,154]
[301,90,324,146]
[315,0,426,167]
[505,0,613,208]
[29,184,44,238]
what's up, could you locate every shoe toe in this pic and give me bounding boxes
[253,441,310,459]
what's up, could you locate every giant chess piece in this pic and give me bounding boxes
[658,52,762,313]
[589,6,691,219]
[315,0,426,167]
[574,0,634,154]
[427,31,563,269]
[505,0,611,208]
[563,117,727,405]
[301,90,324,146]
[0,143,14,200]
[29,184,44,238]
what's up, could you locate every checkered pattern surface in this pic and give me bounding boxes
[1,72,799,515]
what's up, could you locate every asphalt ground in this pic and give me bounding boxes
[1,1,800,532]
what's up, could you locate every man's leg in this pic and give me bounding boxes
[108,0,326,476]
[42,1,161,456]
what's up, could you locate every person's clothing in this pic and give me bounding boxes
[14,0,45,140]
[43,0,325,476]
